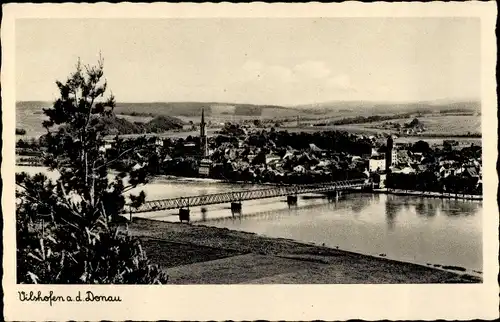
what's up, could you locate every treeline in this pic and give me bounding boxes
[113,102,291,117]
[409,133,482,138]
[119,111,156,117]
[386,172,481,195]
[329,113,416,126]
[114,102,212,117]
[247,130,373,156]
[99,115,184,135]
[210,166,367,185]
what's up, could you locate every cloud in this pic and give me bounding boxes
[241,60,336,85]
[326,74,353,90]
[241,60,296,83]
[293,61,331,79]
[236,60,359,104]
[267,65,296,83]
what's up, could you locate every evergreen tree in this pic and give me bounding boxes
[16,56,168,284]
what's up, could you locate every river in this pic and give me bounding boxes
[16,166,483,274]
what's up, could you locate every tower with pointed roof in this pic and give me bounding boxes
[200,108,208,158]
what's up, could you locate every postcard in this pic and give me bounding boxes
[2,2,498,321]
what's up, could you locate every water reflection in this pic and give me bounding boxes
[350,197,370,214]
[384,195,479,220]
[204,193,482,271]
[385,195,402,231]
[201,207,207,221]
[440,200,479,217]
[414,199,437,218]
[426,202,437,218]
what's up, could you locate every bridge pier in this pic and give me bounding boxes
[179,208,190,223]
[231,202,242,215]
[287,195,298,207]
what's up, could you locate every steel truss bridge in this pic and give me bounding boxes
[124,179,371,214]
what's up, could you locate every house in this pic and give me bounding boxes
[316,160,331,168]
[132,163,144,171]
[416,164,428,172]
[396,150,410,164]
[309,143,323,152]
[199,158,213,176]
[464,167,479,178]
[98,142,112,153]
[392,166,415,174]
[155,137,164,147]
[283,151,295,161]
[266,154,281,164]
[351,156,361,162]
[293,165,306,173]
[439,165,453,178]
[369,157,386,173]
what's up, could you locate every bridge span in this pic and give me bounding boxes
[124,179,372,221]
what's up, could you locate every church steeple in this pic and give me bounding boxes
[200,108,208,157]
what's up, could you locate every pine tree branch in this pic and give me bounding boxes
[16,182,84,222]
[94,146,138,171]
[122,184,138,194]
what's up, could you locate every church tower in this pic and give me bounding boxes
[200,108,208,157]
[198,108,212,176]
[386,135,396,172]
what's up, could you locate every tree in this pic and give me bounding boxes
[16,128,27,135]
[16,56,168,284]
[411,140,430,154]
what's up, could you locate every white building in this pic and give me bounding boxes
[369,158,386,173]
[392,166,415,174]
[199,159,212,176]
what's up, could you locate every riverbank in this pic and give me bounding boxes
[126,217,481,284]
[374,188,482,201]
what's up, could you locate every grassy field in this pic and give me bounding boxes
[127,218,481,284]
[357,115,481,136]
[16,100,482,139]
[277,124,482,146]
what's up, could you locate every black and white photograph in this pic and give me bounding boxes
[2,2,498,321]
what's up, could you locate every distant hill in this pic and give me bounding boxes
[143,115,185,132]
[114,102,298,117]
[15,101,185,137]
[16,99,481,137]
[98,114,184,135]
[17,101,296,117]
[293,100,481,115]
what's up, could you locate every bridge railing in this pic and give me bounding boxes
[124,178,370,214]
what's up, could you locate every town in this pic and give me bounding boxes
[16,108,483,197]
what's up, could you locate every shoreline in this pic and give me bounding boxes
[14,165,483,201]
[373,188,482,201]
[158,174,283,186]
[127,218,481,284]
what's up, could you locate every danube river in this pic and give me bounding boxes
[17,166,483,274]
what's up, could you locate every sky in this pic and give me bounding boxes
[16,18,480,106]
